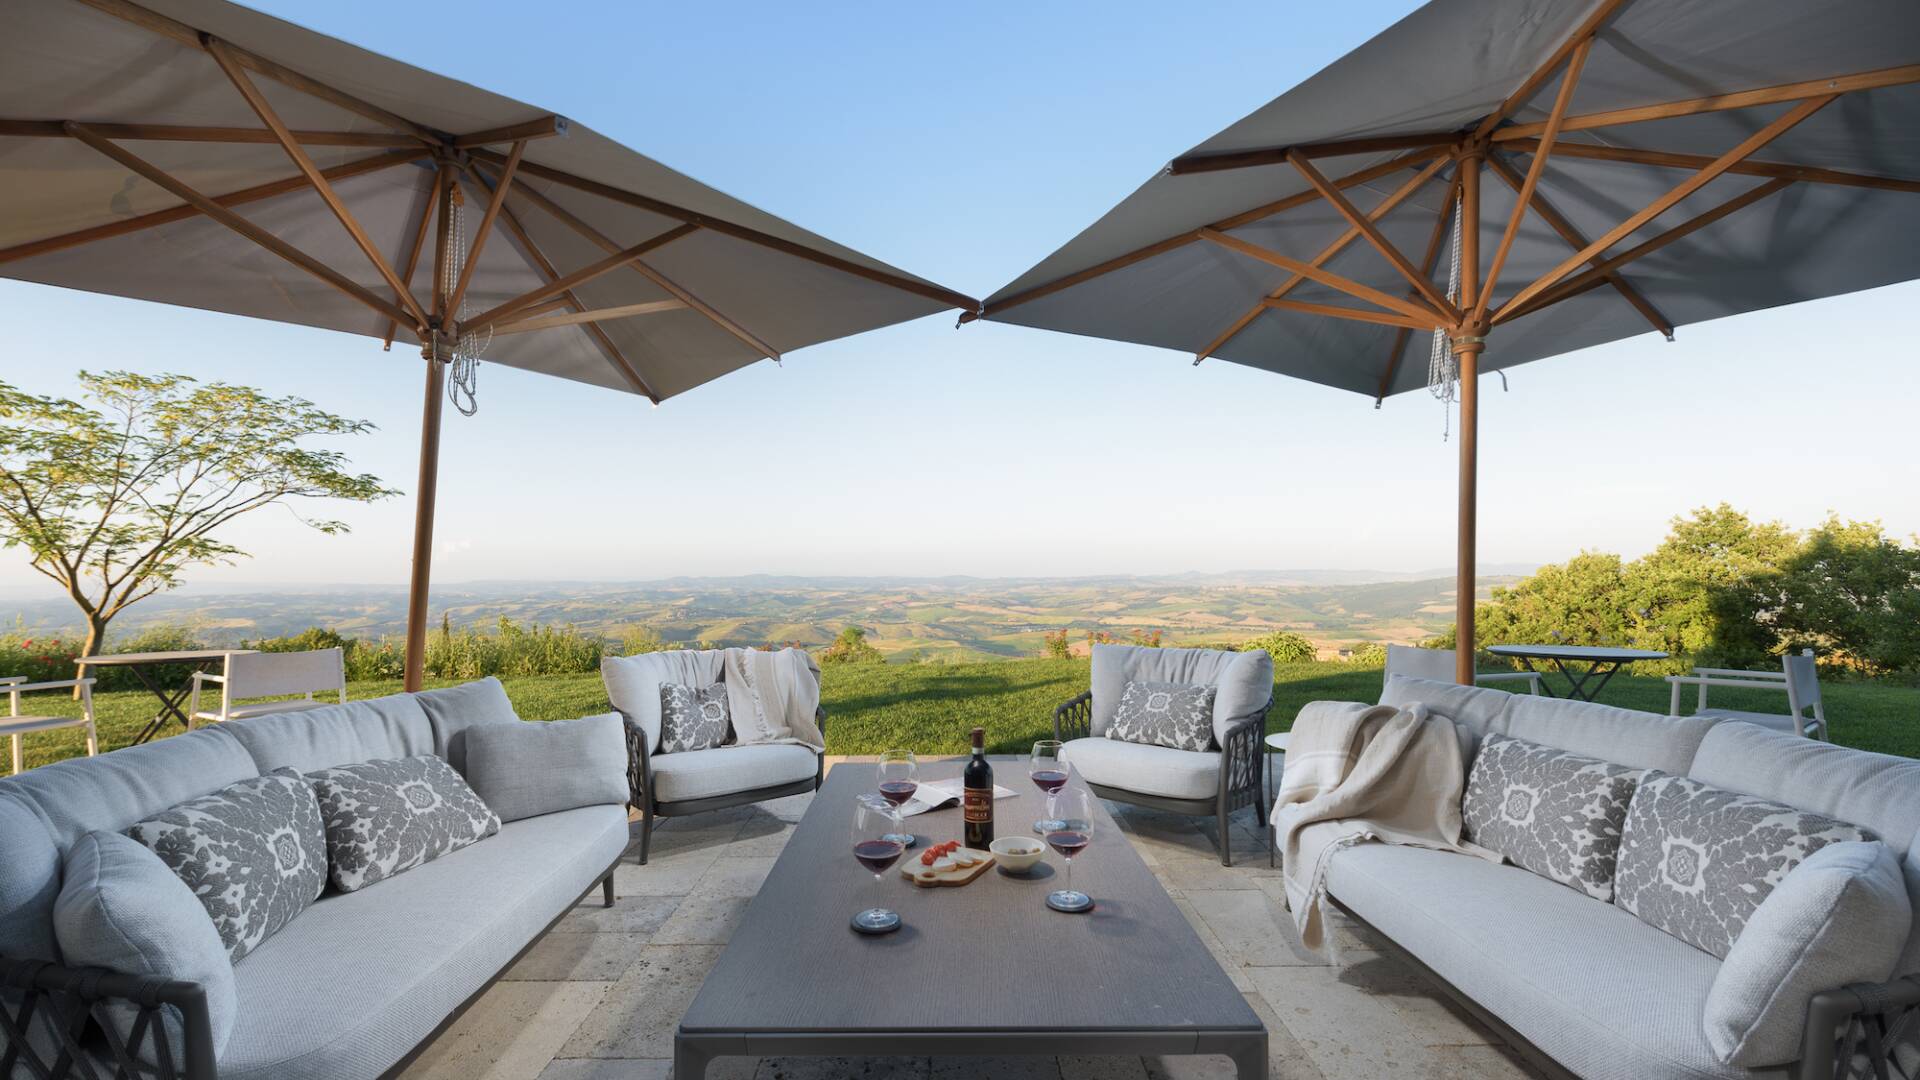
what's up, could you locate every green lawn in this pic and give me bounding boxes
[10,658,1917,773]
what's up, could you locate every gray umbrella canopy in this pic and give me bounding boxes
[976,0,1919,678]
[0,0,974,686]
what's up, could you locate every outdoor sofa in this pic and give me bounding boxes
[1054,643,1273,866]
[1320,674,1920,1080]
[0,678,630,1080]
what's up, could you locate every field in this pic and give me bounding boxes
[11,658,1917,773]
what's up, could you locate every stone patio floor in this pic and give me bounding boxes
[399,763,1542,1080]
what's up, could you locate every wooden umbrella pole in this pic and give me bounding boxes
[1453,151,1485,686]
[403,163,457,693]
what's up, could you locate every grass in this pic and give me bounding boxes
[10,658,1917,773]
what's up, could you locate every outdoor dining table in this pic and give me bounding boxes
[74,649,253,746]
[1484,644,1669,702]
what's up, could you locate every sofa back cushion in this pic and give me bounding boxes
[222,692,434,774]
[1378,676,1509,757]
[0,793,62,968]
[464,715,630,822]
[1503,694,1715,775]
[414,677,521,777]
[1687,721,1920,976]
[1089,644,1271,745]
[602,649,728,750]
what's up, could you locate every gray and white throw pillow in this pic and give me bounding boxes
[125,768,327,962]
[1106,680,1216,752]
[1462,734,1645,901]
[1614,772,1877,958]
[306,755,500,893]
[658,682,731,753]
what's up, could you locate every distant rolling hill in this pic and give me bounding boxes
[1,570,1529,662]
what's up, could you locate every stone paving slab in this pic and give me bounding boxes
[401,785,1539,1080]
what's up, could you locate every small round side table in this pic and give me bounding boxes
[1263,732,1289,867]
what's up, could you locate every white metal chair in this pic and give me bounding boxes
[189,648,346,727]
[1666,649,1827,739]
[1384,644,1545,694]
[2,676,98,774]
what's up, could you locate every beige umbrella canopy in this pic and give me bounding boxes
[975,0,1920,681]
[1,0,975,687]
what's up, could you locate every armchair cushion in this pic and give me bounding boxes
[1061,737,1220,801]
[601,650,727,751]
[1089,644,1272,745]
[1704,840,1909,1066]
[648,744,818,803]
[1107,680,1216,752]
[54,830,238,1060]
[462,715,629,823]
[659,683,732,753]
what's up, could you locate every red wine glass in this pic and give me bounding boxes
[851,798,904,934]
[1043,787,1094,913]
[877,749,918,847]
[1029,740,1070,834]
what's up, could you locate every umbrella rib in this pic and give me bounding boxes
[1473,0,1635,140]
[1500,138,1920,195]
[1167,131,1459,176]
[1498,178,1793,326]
[1261,299,1440,332]
[469,149,977,314]
[1195,156,1447,363]
[464,225,698,331]
[974,147,1447,322]
[493,301,687,334]
[383,178,442,350]
[451,117,568,149]
[445,139,527,317]
[1483,152,1670,338]
[207,38,431,331]
[0,148,424,267]
[1474,37,1591,325]
[1497,94,1834,320]
[1377,173,1462,403]
[1197,229,1445,327]
[461,173,659,401]
[1286,151,1460,322]
[0,120,419,147]
[62,123,414,327]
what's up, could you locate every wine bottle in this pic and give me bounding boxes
[963,726,994,847]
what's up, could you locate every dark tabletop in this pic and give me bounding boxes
[680,761,1262,1037]
[1485,644,1669,661]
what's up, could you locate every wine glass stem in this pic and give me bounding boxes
[1064,856,1072,894]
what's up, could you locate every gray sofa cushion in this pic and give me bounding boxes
[1687,721,1920,976]
[54,830,238,1059]
[1378,675,1508,758]
[648,743,818,803]
[413,677,520,777]
[1615,773,1874,959]
[125,769,327,962]
[602,649,727,751]
[305,756,500,892]
[463,715,629,822]
[218,804,628,1080]
[1060,737,1220,801]
[1089,644,1270,745]
[0,793,60,967]
[659,683,731,753]
[1705,841,1910,1067]
[1326,842,1768,1080]
[1504,693,1717,775]
[1107,681,1216,752]
[1462,733,1644,901]
[222,693,434,774]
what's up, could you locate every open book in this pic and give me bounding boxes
[893,776,1019,818]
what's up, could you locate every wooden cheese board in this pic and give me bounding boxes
[901,847,996,887]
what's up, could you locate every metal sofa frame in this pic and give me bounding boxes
[1053,691,1268,866]
[625,707,828,865]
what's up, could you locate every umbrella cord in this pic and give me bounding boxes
[438,192,487,417]
[1427,200,1463,440]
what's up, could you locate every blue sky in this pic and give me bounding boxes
[3,0,1916,590]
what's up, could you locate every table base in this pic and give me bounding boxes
[675,1029,1268,1080]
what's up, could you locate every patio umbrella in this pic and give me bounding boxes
[1,0,975,689]
[972,0,1920,682]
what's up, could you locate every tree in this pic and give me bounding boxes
[1757,517,1920,675]
[1242,630,1317,664]
[819,625,884,665]
[0,371,395,660]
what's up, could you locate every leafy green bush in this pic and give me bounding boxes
[819,626,884,665]
[0,628,83,685]
[1345,642,1387,666]
[1242,630,1317,665]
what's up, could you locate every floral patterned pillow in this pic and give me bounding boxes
[1106,681,1216,752]
[658,683,731,753]
[1614,773,1876,958]
[305,755,500,893]
[1461,734,1645,901]
[126,768,327,962]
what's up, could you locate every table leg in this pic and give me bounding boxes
[1229,1031,1269,1080]
[1517,657,1557,698]
[1577,662,1626,702]
[126,661,215,745]
[673,1037,712,1080]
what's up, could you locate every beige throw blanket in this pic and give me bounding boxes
[1271,701,1493,954]
[721,647,826,752]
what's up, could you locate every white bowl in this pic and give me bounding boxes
[989,836,1045,873]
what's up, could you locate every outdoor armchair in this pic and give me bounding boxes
[1053,643,1272,866]
[1,676,96,775]
[1667,650,1828,740]
[1383,644,1543,694]
[188,648,345,727]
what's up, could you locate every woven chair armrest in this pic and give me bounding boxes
[621,717,653,811]
[0,955,218,1080]
[1053,691,1092,742]
[1218,709,1267,798]
[1796,974,1920,1080]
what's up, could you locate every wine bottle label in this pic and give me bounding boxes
[963,788,991,822]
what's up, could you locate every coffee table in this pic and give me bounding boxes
[675,761,1267,1078]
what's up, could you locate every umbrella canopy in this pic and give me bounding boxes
[975,0,1920,679]
[1,0,975,686]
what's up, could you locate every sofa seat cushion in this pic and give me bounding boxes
[649,744,817,803]
[1061,737,1218,801]
[218,803,629,1080]
[1327,842,1780,1080]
